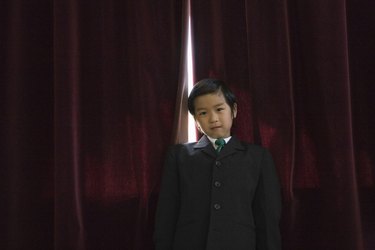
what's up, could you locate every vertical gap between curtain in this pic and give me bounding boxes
[172,0,189,144]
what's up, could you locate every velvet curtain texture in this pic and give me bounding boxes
[191,0,374,249]
[1,0,183,249]
[1,0,374,250]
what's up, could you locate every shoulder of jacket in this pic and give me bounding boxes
[167,142,196,152]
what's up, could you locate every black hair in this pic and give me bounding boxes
[187,78,237,115]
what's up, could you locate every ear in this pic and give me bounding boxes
[232,103,238,119]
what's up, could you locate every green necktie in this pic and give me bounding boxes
[215,138,226,153]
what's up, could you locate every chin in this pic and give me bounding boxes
[209,134,225,139]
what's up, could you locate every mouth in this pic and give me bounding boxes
[211,126,222,130]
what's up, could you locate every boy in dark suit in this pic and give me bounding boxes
[154,79,281,250]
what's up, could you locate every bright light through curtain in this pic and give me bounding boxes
[1,0,374,250]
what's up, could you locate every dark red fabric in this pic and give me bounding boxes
[1,0,375,249]
[191,0,375,249]
[0,1,55,249]
[1,0,183,249]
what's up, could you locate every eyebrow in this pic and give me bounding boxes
[214,102,225,107]
[196,102,225,111]
[196,108,207,112]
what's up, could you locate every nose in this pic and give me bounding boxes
[209,112,218,123]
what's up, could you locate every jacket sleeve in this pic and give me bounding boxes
[153,146,180,250]
[252,148,282,250]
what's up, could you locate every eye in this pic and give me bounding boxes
[198,111,207,116]
[217,107,225,112]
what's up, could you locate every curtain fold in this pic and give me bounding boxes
[0,1,55,249]
[1,0,374,249]
[57,1,184,249]
[54,0,85,249]
[191,0,374,249]
[1,0,183,249]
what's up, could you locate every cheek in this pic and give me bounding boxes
[195,120,204,128]
[225,114,234,123]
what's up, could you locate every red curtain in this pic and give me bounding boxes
[191,0,375,249]
[1,0,184,249]
[1,0,375,249]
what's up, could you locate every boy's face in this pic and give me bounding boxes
[193,90,237,139]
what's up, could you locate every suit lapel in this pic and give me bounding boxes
[218,135,245,159]
[193,135,216,158]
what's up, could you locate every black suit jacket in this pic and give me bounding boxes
[154,135,281,250]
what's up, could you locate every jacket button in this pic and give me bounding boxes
[215,161,221,167]
[213,203,221,210]
[214,181,221,187]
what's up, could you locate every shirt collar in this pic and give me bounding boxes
[206,135,232,149]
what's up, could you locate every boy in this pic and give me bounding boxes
[154,79,281,250]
